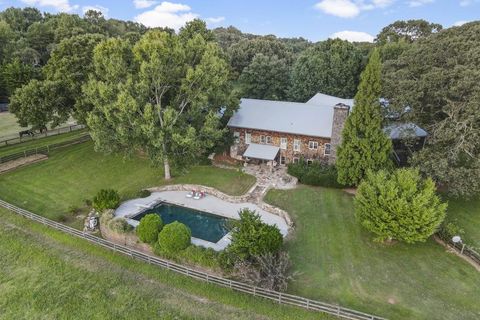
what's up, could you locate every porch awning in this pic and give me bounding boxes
[243,143,280,161]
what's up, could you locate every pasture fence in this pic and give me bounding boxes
[0,198,386,320]
[0,134,91,164]
[0,124,85,147]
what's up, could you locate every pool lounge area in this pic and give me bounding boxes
[115,190,289,251]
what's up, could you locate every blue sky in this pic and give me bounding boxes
[1,0,479,41]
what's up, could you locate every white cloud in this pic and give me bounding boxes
[408,0,434,7]
[453,20,469,26]
[205,16,225,24]
[134,1,198,30]
[459,0,479,6]
[82,5,109,16]
[314,0,396,18]
[134,0,158,9]
[21,0,77,12]
[330,30,375,42]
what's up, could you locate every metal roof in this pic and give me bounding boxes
[383,123,428,140]
[227,94,354,138]
[243,143,280,161]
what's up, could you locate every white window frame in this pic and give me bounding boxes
[308,141,318,150]
[245,132,251,144]
[307,159,314,166]
[266,136,272,144]
[280,156,286,165]
[233,131,240,144]
[280,137,287,150]
[293,139,301,152]
[293,157,300,164]
[324,143,331,156]
[260,135,266,144]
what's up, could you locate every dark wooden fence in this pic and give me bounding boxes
[0,134,91,164]
[0,124,85,147]
[0,199,386,320]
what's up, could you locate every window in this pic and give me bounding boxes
[245,133,251,144]
[266,136,272,144]
[293,139,301,152]
[324,143,331,155]
[308,141,318,150]
[260,135,266,144]
[293,157,300,164]
[280,156,286,165]
[233,131,240,144]
[280,137,287,150]
[307,159,313,165]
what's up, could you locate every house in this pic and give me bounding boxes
[227,92,426,167]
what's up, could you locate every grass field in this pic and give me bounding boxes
[446,197,480,250]
[0,141,256,222]
[0,129,88,157]
[0,207,331,320]
[0,112,22,139]
[265,186,480,320]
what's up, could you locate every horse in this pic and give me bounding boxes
[19,129,35,138]
[32,125,48,134]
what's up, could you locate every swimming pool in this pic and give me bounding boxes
[132,203,230,243]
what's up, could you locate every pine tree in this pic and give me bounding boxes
[336,49,393,186]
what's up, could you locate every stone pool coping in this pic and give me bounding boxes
[115,186,291,251]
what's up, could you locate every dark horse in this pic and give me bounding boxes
[19,129,35,138]
[32,125,48,134]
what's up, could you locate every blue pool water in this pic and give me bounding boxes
[132,203,230,243]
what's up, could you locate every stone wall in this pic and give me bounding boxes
[329,103,350,164]
[229,128,331,164]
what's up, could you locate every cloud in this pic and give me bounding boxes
[453,20,469,26]
[21,0,78,12]
[134,0,158,9]
[205,16,225,24]
[459,0,479,6]
[330,30,375,42]
[82,5,109,16]
[408,0,434,7]
[134,1,198,30]
[314,0,396,18]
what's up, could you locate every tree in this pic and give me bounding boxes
[336,49,393,186]
[355,169,447,243]
[1,58,40,96]
[289,39,363,101]
[85,30,238,180]
[0,7,43,33]
[9,79,67,128]
[375,19,442,44]
[137,214,163,244]
[383,21,480,197]
[179,19,215,43]
[157,221,191,254]
[227,209,283,262]
[238,53,290,100]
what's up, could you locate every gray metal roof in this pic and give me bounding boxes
[383,123,428,139]
[227,94,354,138]
[243,143,280,160]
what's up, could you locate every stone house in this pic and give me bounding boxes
[227,92,427,167]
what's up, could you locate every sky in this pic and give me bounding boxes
[1,0,479,42]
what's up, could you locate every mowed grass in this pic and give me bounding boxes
[0,112,23,139]
[446,197,480,250]
[0,141,255,221]
[0,207,332,320]
[0,129,88,157]
[265,186,480,320]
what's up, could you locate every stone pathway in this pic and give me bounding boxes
[242,164,298,190]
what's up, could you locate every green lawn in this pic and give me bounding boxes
[446,197,480,250]
[265,186,480,320]
[0,141,255,222]
[0,207,330,320]
[0,129,88,157]
[0,112,22,139]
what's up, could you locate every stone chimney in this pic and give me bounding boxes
[329,103,350,164]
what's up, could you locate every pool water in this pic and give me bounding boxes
[132,203,230,243]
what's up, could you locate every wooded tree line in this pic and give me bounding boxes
[1,6,479,197]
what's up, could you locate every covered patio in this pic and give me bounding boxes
[242,143,280,169]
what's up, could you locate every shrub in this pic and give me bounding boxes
[136,214,163,244]
[93,189,120,212]
[108,217,133,234]
[137,189,151,198]
[438,220,464,242]
[355,168,447,243]
[227,209,283,262]
[158,222,191,254]
[100,209,115,225]
[287,159,344,188]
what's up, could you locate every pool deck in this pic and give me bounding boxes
[115,191,289,251]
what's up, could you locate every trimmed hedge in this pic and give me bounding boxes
[287,159,344,188]
[137,214,163,244]
[158,222,191,254]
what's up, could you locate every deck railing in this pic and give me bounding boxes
[0,199,386,320]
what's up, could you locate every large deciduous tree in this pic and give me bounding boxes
[85,30,237,180]
[288,39,363,101]
[336,49,393,186]
[383,21,480,198]
[375,19,442,44]
[355,168,447,243]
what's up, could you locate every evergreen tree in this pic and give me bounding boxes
[336,49,393,186]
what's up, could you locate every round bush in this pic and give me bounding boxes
[93,189,120,212]
[108,217,133,234]
[158,222,191,254]
[355,168,447,243]
[136,214,163,244]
